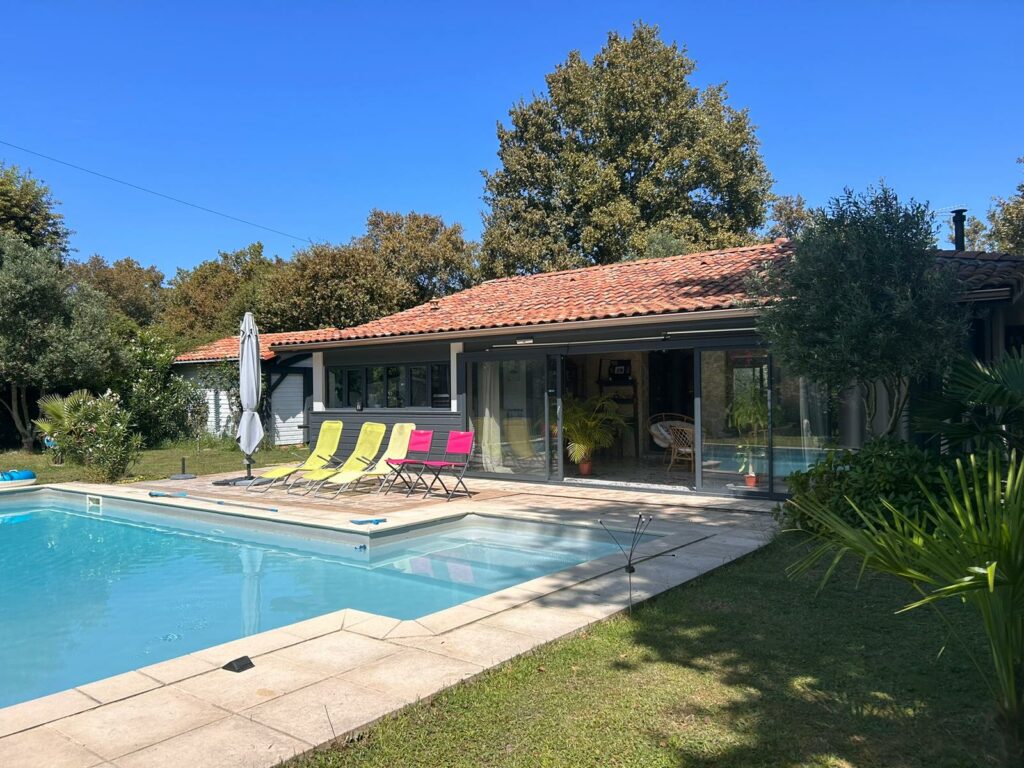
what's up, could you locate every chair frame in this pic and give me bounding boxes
[421,431,474,502]
[382,429,435,496]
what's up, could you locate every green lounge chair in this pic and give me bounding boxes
[316,423,415,498]
[246,420,343,493]
[291,422,387,496]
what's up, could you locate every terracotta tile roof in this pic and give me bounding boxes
[272,241,796,347]
[176,241,1024,359]
[939,250,1024,294]
[174,329,339,364]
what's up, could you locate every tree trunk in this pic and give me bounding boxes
[997,707,1024,767]
[3,384,36,451]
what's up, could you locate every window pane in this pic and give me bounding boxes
[467,359,547,477]
[327,368,344,408]
[367,366,385,408]
[345,369,363,408]
[387,366,407,408]
[431,363,450,409]
[771,362,838,494]
[410,365,428,407]
[699,349,769,493]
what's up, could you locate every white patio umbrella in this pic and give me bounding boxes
[236,312,264,480]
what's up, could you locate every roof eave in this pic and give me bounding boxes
[269,306,761,352]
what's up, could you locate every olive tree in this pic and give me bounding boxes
[751,185,967,436]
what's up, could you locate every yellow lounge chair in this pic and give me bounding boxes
[247,420,343,493]
[317,423,415,498]
[291,421,387,496]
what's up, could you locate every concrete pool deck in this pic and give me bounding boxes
[0,474,775,767]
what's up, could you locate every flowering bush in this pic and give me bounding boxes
[35,390,143,481]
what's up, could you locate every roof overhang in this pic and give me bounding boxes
[269,307,760,352]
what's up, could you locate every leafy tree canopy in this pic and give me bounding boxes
[481,21,772,277]
[360,210,477,304]
[751,184,967,436]
[953,158,1024,253]
[0,163,72,256]
[259,242,410,332]
[69,255,166,327]
[0,232,117,448]
[159,242,279,345]
[766,194,813,240]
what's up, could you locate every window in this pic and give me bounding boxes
[345,369,362,408]
[410,365,428,407]
[431,363,450,409]
[325,363,450,409]
[367,366,386,408]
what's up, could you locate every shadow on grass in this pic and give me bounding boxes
[624,534,1001,767]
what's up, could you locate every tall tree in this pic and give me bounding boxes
[751,185,967,436]
[160,242,277,345]
[0,233,116,449]
[0,163,72,255]
[766,194,813,240]
[481,22,772,277]
[259,242,410,332]
[987,157,1024,253]
[69,255,166,327]
[947,158,1024,253]
[361,210,477,304]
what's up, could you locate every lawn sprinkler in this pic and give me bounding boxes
[598,513,654,615]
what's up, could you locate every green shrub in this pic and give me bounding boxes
[112,330,207,447]
[35,390,143,482]
[782,437,946,530]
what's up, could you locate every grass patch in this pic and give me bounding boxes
[295,538,999,768]
[0,440,307,484]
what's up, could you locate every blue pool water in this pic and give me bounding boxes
[0,490,646,708]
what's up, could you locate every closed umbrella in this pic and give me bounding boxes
[236,312,264,481]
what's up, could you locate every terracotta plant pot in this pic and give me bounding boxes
[744,473,759,488]
[578,461,593,477]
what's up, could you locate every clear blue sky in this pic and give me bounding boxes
[3,1,1022,276]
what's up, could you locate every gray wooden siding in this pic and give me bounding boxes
[308,410,464,456]
[269,374,306,445]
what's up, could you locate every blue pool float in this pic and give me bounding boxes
[0,469,37,489]
[351,518,387,526]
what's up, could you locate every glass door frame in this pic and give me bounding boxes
[460,348,562,483]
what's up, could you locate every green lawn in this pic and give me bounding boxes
[295,538,999,768]
[0,440,308,484]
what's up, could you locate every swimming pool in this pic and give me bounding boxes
[0,489,649,708]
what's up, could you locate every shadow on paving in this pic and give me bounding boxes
[625,537,1001,768]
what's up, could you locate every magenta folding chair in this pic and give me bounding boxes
[382,429,434,496]
[420,431,474,502]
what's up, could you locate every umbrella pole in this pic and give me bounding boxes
[245,454,253,480]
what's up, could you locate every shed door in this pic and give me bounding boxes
[271,374,305,445]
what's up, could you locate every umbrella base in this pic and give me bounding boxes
[211,477,259,487]
[170,473,197,480]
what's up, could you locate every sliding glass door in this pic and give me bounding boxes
[466,357,551,478]
[698,349,770,493]
[696,348,837,495]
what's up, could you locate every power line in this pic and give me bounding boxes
[0,138,312,244]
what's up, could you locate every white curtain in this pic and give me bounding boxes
[478,362,508,472]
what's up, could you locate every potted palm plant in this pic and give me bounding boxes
[563,395,628,476]
[728,376,769,487]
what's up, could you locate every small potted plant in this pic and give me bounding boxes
[563,395,627,476]
[728,376,769,488]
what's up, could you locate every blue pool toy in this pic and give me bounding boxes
[351,518,387,526]
[0,469,37,488]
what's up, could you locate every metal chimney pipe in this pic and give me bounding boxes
[952,208,967,251]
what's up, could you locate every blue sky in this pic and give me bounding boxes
[2,1,1022,276]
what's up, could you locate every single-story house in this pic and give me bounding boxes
[178,235,1024,497]
[173,330,327,445]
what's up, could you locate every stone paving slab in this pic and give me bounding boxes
[0,474,772,766]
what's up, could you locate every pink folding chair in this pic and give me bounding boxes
[382,429,434,496]
[420,431,474,502]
